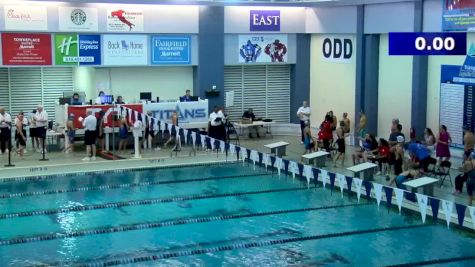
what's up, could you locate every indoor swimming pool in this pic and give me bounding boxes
[0,163,474,266]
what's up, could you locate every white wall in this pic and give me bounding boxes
[309,34,356,130]
[224,6,305,33]
[378,34,413,138]
[423,0,443,32]
[364,2,415,33]
[73,67,194,103]
[305,6,357,34]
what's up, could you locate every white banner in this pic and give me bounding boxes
[238,34,288,63]
[200,135,206,149]
[275,157,283,176]
[394,188,404,214]
[320,169,328,189]
[303,165,314,188]
[229,144,236,154]
[103,34,148,66]
[373,183,383,207]
[289,161,298,179]
[263,154,271,169]
[353,177,362,202]
[107,8,144,32]
[337,174,346,197]
[191,131,196,146]
[58,7,98,32]
[416,193,428,224]
[442,200,454,229]
[469,206,475,231]
[4,5,47,31]
[220,141,225,153]
[143,101,208,124]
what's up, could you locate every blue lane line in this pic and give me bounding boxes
[68,223,429,267]
[0,172,271,199]
[0,162,242,183]
[0,186,305,220]
[0,202,367,246]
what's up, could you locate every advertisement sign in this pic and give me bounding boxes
[107,8,144,32]
[55,34,101,65]
[2,33,52,65]
[238,35,287,63]
[4,5,48,31]
[58,7,98,32]
[67,104,142,129]
[442,0,475,31]
[151,36,191,64]
[143,101,208,124]
[321,36,354,64]
[103,35,148,65]
[250,10,280,31]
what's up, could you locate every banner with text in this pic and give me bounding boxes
[55,34,101,65]
[58,7,99,32]
[143,101,208,124]
[151,36,191,64]
[320,35,354,64]
[4,5,48,31]
[442,0,475,31]
[1,33,52,65]
[107,8,144,32]
[238,34,287,63]
[67,104,143,129]
[103,34,148,65]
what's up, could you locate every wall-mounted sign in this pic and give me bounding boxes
[55,34,101,65]
[151,36,191,64]
[442,0,475,32]
[2,33,52,65]
[58,7,98,32]
[321,36,353,64]
[103,34,147,65]
[249,10,280,31]
[106,8,144,32]
[238,35,287,63]
[4,5,48,31]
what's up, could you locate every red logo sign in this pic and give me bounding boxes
[1,33,52,65]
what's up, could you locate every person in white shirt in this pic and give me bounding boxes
[29,110,39,151]
[33,105,48,153]
[208,106,225,141]
[0,106,12,154]
[297,101,311,144]
[82,110,97,161]
[95,91,105,104]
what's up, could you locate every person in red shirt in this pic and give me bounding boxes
[369,138,390,175]
[318,115,333,153]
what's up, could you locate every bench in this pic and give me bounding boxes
[347,162,378,180]
[265,141,289,157]
[301,151,330,167]
[403,176,438,196]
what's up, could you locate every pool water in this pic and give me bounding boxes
[0,163,474,266]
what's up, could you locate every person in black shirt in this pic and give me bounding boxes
[116,96,125,104]
[71,93,82,105]
[242,108,259,138]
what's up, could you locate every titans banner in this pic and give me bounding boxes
[238,35,288,63]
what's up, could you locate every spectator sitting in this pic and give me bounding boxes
[454,151,474,195]
[242,108,259,138]
[389,123,405,147]
[352,133,378,165]
[407,142,431,173]
[368,138,390,175]
[423,128,436,152]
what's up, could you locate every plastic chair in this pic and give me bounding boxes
[433,160,452,187]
